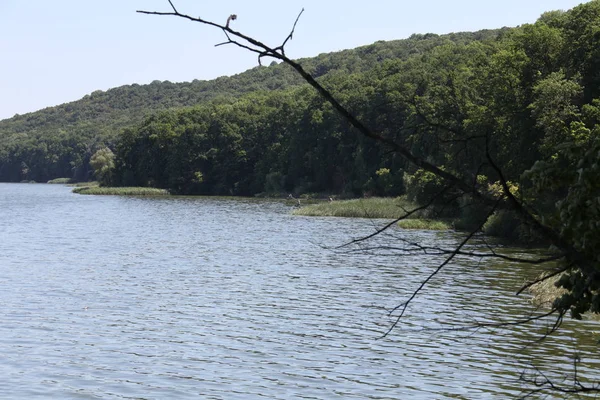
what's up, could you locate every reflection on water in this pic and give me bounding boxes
[0,183,598,399]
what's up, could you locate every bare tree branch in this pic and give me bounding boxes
[162,0,177,13]
[349,243,565,266]
[338,185,451,248]
[516,263,572,296]
[518,356,600,399]
[425,308,562,337]
[278,8,304,55]
[381,199,500,337]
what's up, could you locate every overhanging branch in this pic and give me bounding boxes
[381,199,500,337]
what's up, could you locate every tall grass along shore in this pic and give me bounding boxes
[292,197,451,230]
[72,187,169,196]
[47,177,72,184]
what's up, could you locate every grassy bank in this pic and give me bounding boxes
[73,186,169,196]
[68,181,99,187]
[396,219,452,230]
[529,273,567,308]
[292,197,451,230]
[529,272,600,321]
[292,197,417,218]
[47,177,72,184]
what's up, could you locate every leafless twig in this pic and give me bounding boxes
[338,185,451,248]
[519,355,600,399]
[381,199,500,337]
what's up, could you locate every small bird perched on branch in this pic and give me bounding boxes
[226,14,237,28]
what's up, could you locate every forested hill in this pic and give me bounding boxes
[105,0,599,201]
[0,29,499,182]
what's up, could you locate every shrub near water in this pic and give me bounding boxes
[72,187,169,196]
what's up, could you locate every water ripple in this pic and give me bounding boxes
[1,183,599,399]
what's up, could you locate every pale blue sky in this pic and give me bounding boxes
[0,0,590,120]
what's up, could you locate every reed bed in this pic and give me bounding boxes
[73,187,169,196]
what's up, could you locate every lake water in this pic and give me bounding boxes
[1,183,598,399]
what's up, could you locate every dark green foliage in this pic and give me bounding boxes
[0,30,496,185]
[89,147,115,186]
[404,169,445,206]
[112,88,402,196]
[483,210,523,241]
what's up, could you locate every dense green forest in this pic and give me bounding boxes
[112,1,598,201]
[0,30,498,183]
[1,1,598,217]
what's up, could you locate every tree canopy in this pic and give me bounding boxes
[0,30,493,183]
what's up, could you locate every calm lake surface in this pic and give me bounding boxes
[1,183,598,399]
